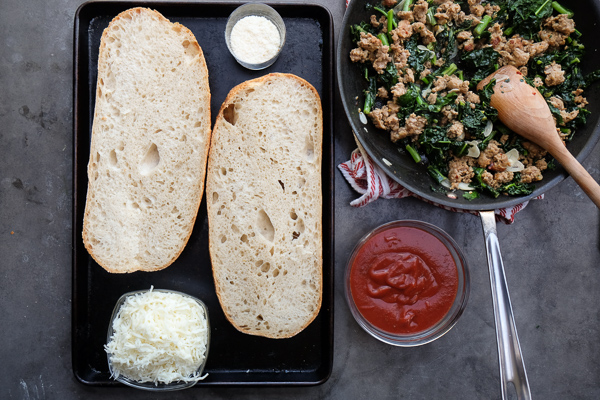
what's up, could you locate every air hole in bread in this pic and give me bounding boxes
[220,167,227,176]
[272,268,280,277]
[182,39,199,60]
[297,177,306,189]
[241,234,248,243]
[296,219,305,233]
[172,206,179,214]
[223,103,238,125]
[292,231,301,240]
[220,235,227,243]
[259,146,266,153]
[212,192,219,204]
[290,210,298,220]
[104,71,116,92]
[108,150,118,167]
[256,210,275,242]
[143,197,153,207]
[256,314,264,321]
[261,262,270,273]
[117,141,125,151]
[305,136,315,161]
[140,143,160,175]
[269,247,274,256]
[278,180,285,191]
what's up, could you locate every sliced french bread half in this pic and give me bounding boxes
[82,8,211,273]
[207,73,323,339]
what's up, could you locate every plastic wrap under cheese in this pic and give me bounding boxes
[105,288,208,385]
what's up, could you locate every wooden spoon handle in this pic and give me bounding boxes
[550,145,600,208]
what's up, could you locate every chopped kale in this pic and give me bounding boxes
[506,0,554,39]
[459,103,497,138]
[463,191,480,200]
[419,126,452,172]
[427,165,448,184]
[500,178,535,196]
[363,76,377,114]
[379,62,399,90]
[461,48,501,85]
[470,167,501,198]
[350,21,376,42]
[406,35,434,75]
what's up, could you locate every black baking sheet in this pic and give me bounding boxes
[72,1,334,386]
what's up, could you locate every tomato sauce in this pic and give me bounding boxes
[350,226,458,334]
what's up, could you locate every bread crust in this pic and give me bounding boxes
[207,73,323,338]
[82,8,211,273]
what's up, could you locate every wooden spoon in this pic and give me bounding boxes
[477,65,600,208]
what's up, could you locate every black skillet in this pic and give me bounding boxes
[337,1,600,399]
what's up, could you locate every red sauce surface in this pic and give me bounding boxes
[350,226,458,334]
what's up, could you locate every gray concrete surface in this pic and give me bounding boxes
[1,0,600,399]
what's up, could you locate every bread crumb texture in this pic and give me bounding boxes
[83,8,211,273]
[207,74,323,338]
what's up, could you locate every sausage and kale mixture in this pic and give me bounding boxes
[350,0,600,199]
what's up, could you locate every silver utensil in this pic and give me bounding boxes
[480,211,531,400]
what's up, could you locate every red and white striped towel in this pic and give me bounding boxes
[338,145,542,224]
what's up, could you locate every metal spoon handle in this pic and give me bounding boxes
[480,211,531,400]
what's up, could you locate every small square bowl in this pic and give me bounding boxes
[225,3,286,70]
[345,220,470,347]
[106,288,210,391]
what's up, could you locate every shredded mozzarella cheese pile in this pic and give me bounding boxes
[105,288,209,385]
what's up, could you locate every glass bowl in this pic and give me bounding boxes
[225,3,286,70]
[345,220,470,347]
[106,288,210,391]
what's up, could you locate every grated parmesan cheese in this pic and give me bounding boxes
[230,15,281,64]
[105,288,209,385]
